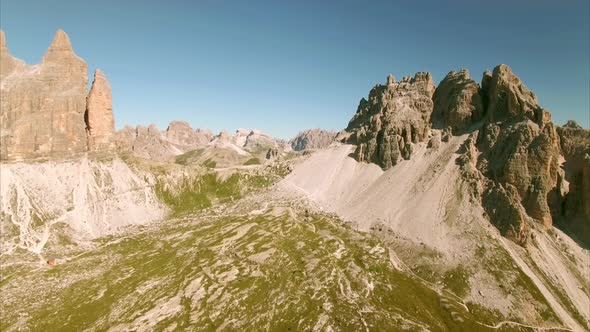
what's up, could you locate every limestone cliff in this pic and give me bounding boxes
[432,69,484,133]
[86,69,115,152]
[343,64,588,246]
[345,72,435,170]
[0,30,115,161]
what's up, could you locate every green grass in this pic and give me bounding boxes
[203,158,217,168]
[154,172,274,216]
[0,209,529,332]
[442,265,470,298]
[175,149,204,165]
[244,157,261,165]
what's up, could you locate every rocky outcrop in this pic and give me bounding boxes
[116,124,179,161]
[555,122,590,244]
[345,72,436,169]
[342,63,587,245]
[0,30,116,161]
[290,129,336,151]
[474,65,577,244]
[0,30,26,79]
[266,148,279,160]
[86,69,115,152]
[483,64,550,125]
[433,69,484,133]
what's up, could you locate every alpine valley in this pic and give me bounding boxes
[1,30,589,332]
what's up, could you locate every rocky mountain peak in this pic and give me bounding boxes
[344,70,436,169]
[386,73,396,86]
[0,30,113,161]
[563,120,583,129]
[165,121,212,148]
[0,30,25,78]
[433,68,484,133]
[341,64,588,246]
[86,69,115,151]
[0,30,7,54]
[482,64,548,126]
[42,29,80,64]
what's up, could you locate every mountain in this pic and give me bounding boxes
[290,128,337,151]
[1,30,589,332]
[284,65,589,330]
[339,64,589,248]
[0,30,115,161]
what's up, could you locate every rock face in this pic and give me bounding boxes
[0,30,115,160]
[474,65,563,243]
[343,64,588,245]
[86,69,115,151]
[266,148,279,160]
[290,129,336,151]
[556,122,590,244]
[345,72,436,169]
[484,64,550,125]
[432,69,484,133]
[0,30,26,79]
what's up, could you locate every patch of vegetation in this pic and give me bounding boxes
[465,302,505,326]
[154,172,274,216]
[1,211,518,331]
[175,149,204,165]
[442,264,470,298]
[244,157,261,165]
[203,158,217,168]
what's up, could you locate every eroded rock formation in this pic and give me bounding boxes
[0,30,115,160]
[433,69,484,133]
[344,64,589,245]
[86,69,115,151]
[345,72,435,169]
[555,121,590,244]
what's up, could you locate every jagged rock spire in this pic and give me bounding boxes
[48,29,73,51]
[86,69,115,151]
[42,29,83,64]
[0,30,26,78]
[387,73,396,86]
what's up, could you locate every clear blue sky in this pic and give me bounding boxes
[1,0,589,138]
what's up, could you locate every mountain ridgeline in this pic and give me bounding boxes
[2,29,590,331]
[342,66,590,246]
